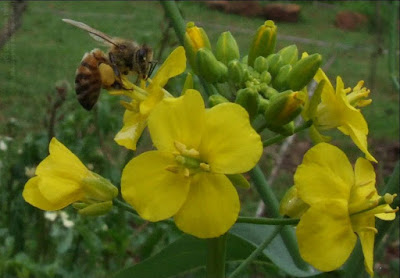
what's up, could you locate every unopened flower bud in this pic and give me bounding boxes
[235,87,260,121]
[184,22,212,73]
[208,94,229,107]
[215,31,240,65]
[254,56,269,73]
[272,64,292,91]
[288,53,322,91]
[278,44,298,65]
[257,97,270,114]
[260,85,278,99]
[265,90,305,127]
[279,186,309,218]
[269,121,295,136]
[228,60,245,85]
[196,48,228,83]
[248,20,277,67]
[260,71,272,84]
[265,53,284,77]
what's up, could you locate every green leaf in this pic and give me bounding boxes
[230,223,320,277]
[113,223,319,278]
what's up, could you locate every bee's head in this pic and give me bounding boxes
[136,44,156,80]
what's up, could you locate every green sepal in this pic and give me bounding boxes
[278,45,298,65]
[272,64,292,91]
[227,174,250,189]
[303,79,325,120]
[181,73,194,94]
[77,201,113,216]
[81,172,118,202]
[208,94,229,107]
[268,121,295,136]
[228,59,245,86]
[279,186,309,218]
[235,87,260,121]
[257,97,270,114]
[288,53,322,91]
[215,31,240,65]
[196,48,228,83]
[265,53,284,77]
[248,20,277,67]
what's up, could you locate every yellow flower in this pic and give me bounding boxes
[305,68,376,162]
[23,138,118,215]
[121,90,263,238]
[293,143,397,275]
[113,46,186,150]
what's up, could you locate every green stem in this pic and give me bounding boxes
[228,226,283,278]
[206,234,227,278]
[250,165,309,270]
[159,1,186,46]
[262,120,312,147]
[237,216,299,225]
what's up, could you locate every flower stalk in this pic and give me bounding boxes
[206,234,227,278]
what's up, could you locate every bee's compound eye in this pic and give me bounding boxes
[137,48,147,61]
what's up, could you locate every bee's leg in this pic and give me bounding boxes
[109,53,132,90]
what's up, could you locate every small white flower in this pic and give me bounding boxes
[44,211,58,221]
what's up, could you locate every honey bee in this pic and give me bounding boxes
[63,19,157,110]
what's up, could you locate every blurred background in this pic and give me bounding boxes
[0,1,398,277]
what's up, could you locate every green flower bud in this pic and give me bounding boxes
[260,71,272,84]
[215,31,240,65]
[235,87,260,121]
[279,186,309,218]
[278,45,298,65]
[254,56,269,73]
[265,53,284,77]
[184,22,212,73]
[248,20,277,67]
[228,60,245,85]
[196,48,228,83]
[265,90,305,127]
[81,172,118,202]
[208,94,229,107]
[288,53,322,91]
[227,174,250,189]
[76,201,114,217]
[260,85,278,99]
[257,97,270,114]
[269,121,295,136]
[272,64,292,91]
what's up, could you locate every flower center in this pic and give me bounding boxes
[166,141,210,177]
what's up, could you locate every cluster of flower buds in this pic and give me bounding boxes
[185,20,323,135]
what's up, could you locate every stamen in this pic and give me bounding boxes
[120,100,138,112]
[358,226,378,234]
[165,165,180,173]
[183,168,190,177]
[200,163,210,171]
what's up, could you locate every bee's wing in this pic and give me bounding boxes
[62,18,118,47]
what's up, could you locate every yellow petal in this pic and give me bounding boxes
[151,46,186,87]
[36,138,88,181]
[38,175,83,206]
[121,151,190,221]
[339,124,377,163]
[314,68,335,99]
[114,110,147,150]
[375,205,397,220]
[174,172,240,238]
[23,177,70,211]
[140,85,164,116]
[295,143,354,205]
[351,214,376,276]
[148,89,205,152]
[297,201,357,272]
[198,103,262,174]
[350,158,377,205]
